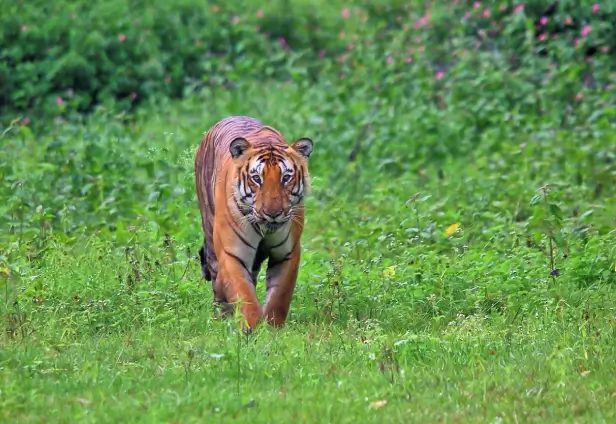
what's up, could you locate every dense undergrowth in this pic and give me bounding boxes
[1,1,616,422]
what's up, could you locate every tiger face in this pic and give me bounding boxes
[230,136,313,232]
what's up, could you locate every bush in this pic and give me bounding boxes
[1,0,614,121]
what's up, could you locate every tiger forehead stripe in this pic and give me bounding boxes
[254,145,290,165]
[280,158,293,173]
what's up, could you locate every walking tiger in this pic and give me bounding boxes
[194,116,314,330]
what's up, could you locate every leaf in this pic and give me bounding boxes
[369,400,388,409]
[77,398,91,406]
[548,203,563,223]
[578,209,594,220]
[529,194,542,206]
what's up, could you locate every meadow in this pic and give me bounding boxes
[2,1,616,422]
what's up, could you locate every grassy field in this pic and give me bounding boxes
[2,55,616,423]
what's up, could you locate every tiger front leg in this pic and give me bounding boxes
[214,253,263,331]
[262,244,301,327]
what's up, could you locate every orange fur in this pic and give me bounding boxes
[194,116,314,331]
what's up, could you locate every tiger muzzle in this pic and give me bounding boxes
[263,209,287,223]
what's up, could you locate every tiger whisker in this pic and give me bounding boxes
[289,215,303,227]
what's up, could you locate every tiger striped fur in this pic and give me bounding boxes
[194,116,314,330]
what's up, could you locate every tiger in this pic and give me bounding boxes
[194,115,314,331]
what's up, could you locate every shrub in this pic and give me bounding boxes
[0,0,614,121]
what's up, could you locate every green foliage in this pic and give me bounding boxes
[2,0,615,121]
[1,0,616,421]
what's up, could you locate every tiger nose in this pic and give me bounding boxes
[263,210,284,222]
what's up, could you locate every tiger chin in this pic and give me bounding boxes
[194,116,314,332]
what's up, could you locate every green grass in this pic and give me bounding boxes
[1,75,616,422]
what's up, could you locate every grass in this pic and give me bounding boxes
[1,72,616,422]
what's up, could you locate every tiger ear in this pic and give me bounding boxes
[292,137,313,158]
[229,137,252,159]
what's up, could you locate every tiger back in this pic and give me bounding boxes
[194,116,314,330]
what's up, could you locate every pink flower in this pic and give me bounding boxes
[347,43,353,50]
[435,71,444,80]
[256,10,263,18]
[575,93,583,102]
[232,16,240,24]
[405,57,412,63]
[473,2,481,8]
[386,56,393,65]
[592,4,600,13]
[540,16,547,25]
[341,8,350,18]
[581,25,591,37]
[21,25,27,31]
[465,11,471,18]
[130,92,138,101]
[538,33,546,41]
[514,4,524,13]
[483,9,491,18]
[414,11,430,28]
[278,37,288,49]
[22,117,30,125]
[56,97,63,105]
[340,73,345,79]
[119,34,127,42]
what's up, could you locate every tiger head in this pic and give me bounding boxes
[229,132,313,232]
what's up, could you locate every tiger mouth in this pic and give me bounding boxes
[264,222,284,232]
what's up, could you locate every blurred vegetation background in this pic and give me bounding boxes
[2,0,614,119]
